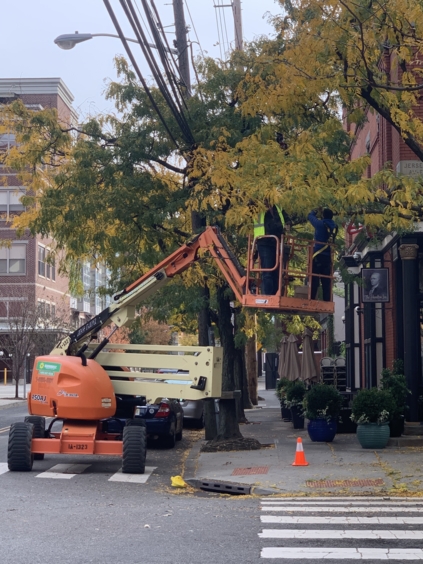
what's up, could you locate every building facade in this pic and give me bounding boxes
[342,103,423,421]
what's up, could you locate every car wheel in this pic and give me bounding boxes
[122,425,147,474]
[194,412,205,429]
[162,429,176,449]
[24,415,45,460]
[8,422,34,471]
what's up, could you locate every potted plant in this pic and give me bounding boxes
[381,360,410,437]
[304,384,343,442]
[275,377,292,421]
[351,388,396,449]
[285,381,306,429]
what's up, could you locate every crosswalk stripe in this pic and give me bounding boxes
[108,466,157,484]
[261,547,423,559]
[261,500,423,506]
[36,463,91,479]
[0,463,9,476]
[261,515,423,524]
[259,529,423,540]
[260,497,418,501]
[261,506,423,513]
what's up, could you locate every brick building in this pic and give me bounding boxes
[342,101,423,421]
[0,78,111,382]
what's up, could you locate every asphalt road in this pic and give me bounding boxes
[1,405,423,564]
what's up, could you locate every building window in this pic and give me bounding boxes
[0,189,25,220]
[38,246,56,281]
[0,245,26,274]
[38,245,45,277]
[51,304,56,318]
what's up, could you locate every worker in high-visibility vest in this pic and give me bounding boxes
[308,208,338,301]
[254,203,290,295]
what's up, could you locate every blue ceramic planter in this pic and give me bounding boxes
[307,419,337,442]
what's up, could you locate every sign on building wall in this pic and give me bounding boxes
[396,161,423,177]
[362,268,390,303]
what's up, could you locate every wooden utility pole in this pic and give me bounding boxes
[232,0,243,51]
[172,0,191,96]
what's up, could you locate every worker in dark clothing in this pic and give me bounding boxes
[308,208,337,301]
[255,203,290,295]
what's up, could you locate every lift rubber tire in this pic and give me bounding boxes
[125,418,147,428]
[8,422,34,471]
[176,427,183,441]
[122,425,147,474]
[24,416,45,460]
[194,412,205,430]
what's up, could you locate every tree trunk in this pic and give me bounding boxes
[214,286,242,441]
[246,334,258,405]
[234,345,247,422]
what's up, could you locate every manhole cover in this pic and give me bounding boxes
[306,478,384,488]
[232,466,269,476]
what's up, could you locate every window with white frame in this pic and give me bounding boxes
[0,244,26,274]
[38,245,56,281]
[0,297,26,318]
[0,189,25,220]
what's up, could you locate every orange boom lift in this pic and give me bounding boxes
[8,227,334,473]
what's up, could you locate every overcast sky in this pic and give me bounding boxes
[3,0,281,119]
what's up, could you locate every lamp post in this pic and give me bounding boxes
[54,31,177,54]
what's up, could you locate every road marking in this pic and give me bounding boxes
[36,463,91,479]
[260,500,423,506]
[259,529,423,540]
[261,547,423,559]
[260,496,421,501]
[108,466,157,484]
[261,515,423,524]
[261,506,423,513]
[0,426,10,434]
[0,463,9,476]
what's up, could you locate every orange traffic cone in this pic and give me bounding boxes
[292,437,309,466]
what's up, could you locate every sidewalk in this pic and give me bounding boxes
[0,384,30,409]
[190,386,423,495]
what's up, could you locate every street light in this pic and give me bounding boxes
[54,31,177,55]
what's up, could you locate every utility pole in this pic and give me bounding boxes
[232,0,243,51]
[172,0,191,97]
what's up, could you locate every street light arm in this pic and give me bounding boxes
[54,32,177,55]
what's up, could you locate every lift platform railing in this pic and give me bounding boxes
[245,234,336,314]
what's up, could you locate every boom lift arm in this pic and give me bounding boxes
[52,226,334,357]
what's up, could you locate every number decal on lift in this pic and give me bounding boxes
[67,444,88,450]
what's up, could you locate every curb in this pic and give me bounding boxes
[184,477,284,496]
[184,437,205,480]
[0,401,26,411]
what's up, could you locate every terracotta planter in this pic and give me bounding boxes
[290,406,304,429]
[308,419,337,442]
[356,422,390,449]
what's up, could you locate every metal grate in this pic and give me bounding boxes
[306,478,384,488]
[232,466,269,476]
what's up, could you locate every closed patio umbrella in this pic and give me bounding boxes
[283,333,301,382]
[278,336,288,378]
[301,327,318,384]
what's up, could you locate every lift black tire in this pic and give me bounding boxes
[194,412,205,429]
[24,416,45,460]
[176,427,183,441]
[125,418,147,428]
[8,422,34,471]
[122,425,146,474]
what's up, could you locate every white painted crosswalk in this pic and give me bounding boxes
[0,462,157,483]
[258,498,423,560]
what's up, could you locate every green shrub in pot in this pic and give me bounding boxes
[381,360,410,437]
[351,388,396,449]
[304,384,343,421]
[285,381,306,409]
[275,377,291,404]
